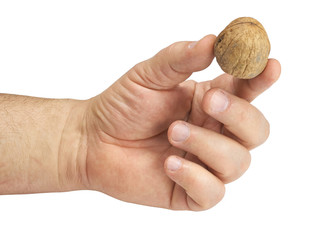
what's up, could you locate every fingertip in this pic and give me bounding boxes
[182,34,216,72]
[251,58,281,90]
[201,88,214,114]
[165,155,183,173]
[267,58,281,83]
[236,58,281,101]
[164,155,226,211]
[196,34,217,64]
[167,120,190,144]
[199,34,217,47]
[188,34,216,49]
[202,88,230,116]
[167,121,178,138]
[201,34,217,44]
[261,59,281,85]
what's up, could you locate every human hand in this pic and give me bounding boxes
[79,35,281,210]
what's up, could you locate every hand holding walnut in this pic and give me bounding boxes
[82,35,281,210]
[0,34,281,211]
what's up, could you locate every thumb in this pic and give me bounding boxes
[125,34,216,90]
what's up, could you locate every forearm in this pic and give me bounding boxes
[0,94,88,194]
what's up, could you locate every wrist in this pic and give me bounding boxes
[0,95,89,194]
[57,99,90,192]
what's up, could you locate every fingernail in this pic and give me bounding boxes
[167,156,182,171]
[210,90,229,113]
[171,123,190,142]
[188,41,197,49]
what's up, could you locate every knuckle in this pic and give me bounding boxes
[263,119,271,143]
[128,62,145,82]
[214,183,226,204]
[241,151,252,173]
[236,105,270,149]
[219,164,238,183]
[195,184,225,211]
[219,151,251,183]
[129,60,168,89]
[199,203,213,211]
[238,105,252,123]
[249,117,271,149]
[132,62,158,88]
[205,184,225,210]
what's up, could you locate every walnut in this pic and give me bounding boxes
[214,17,270,79]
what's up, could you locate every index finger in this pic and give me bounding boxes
[210,59,281,102]
[235,59,281,102]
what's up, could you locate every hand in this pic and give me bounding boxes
[80,35,281,211]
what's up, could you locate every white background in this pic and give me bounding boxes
[0,0,313,239]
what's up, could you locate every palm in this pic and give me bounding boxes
[86,78,196,208]
[86,74,238,208]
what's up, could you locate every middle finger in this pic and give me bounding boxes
[202,88,270,149]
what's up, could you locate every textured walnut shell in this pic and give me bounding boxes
[214,17,270,79]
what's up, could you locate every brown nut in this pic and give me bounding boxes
[214,17,270,79]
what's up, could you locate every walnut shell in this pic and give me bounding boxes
[214,17,270,79]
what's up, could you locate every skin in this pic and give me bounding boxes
[0,34,281,211]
